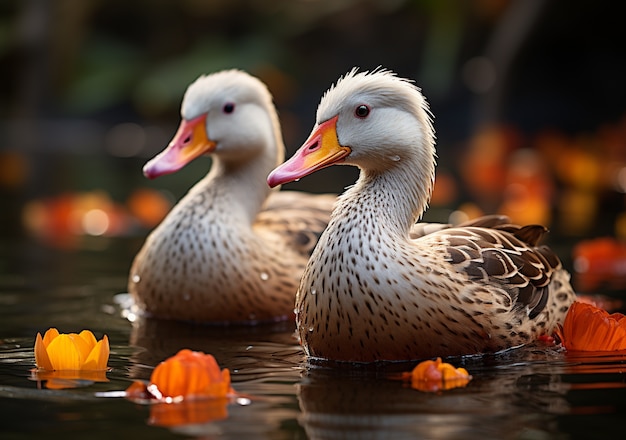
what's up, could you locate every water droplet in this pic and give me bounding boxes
[293,308,299,315]
[390,155,401,162]
[147,384,163,400]
[308,327,314,333]
[295,178,301,182]
[121,310,137,323]
[310,289,317,295]
[132,274,141,283]
[259,272,269,281]
[236,397,252,406]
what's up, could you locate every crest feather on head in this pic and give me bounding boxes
[317,67,434,145]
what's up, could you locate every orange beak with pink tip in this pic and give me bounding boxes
[267,116,351,187]
[143,114,215,179]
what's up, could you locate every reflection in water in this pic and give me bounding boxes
[127,315,301,380]
[125,315,305,438]
[297,350,566,440]
[295,349,626,439]
[30,369,109,390]
[147,397,230,428]
[1,237,626,438]
[2,321,626,438]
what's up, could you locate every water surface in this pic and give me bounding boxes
[1,236,625,439]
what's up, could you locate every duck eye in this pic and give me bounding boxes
[223,102,235,114]
[355,105,370,118]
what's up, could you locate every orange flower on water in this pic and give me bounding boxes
[125,349,234,427]
[32,328,109,389]
[557,301,626,351]
[150,349,233,400]
[126,349,234,401]
[34,328,110,371]
[402,357,472,392]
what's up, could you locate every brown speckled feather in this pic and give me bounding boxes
[442,222,561,320]
[270,69,576,361]
[129,70,334,323]
[255,191,335,256]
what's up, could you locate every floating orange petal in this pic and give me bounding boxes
[402,357,472,392]
[34,332,54,371]
[126,349,234,402]
[42,327,60,346]
[32,328,109,389]
[34,328,110,371]
[78,329,98,347]
[150,349,233,400]
[83,336,110,371]
[557,301,626,351]
[125,349,234,427]
[46,334,87,370]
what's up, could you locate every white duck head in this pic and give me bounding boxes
[268,68,436,211]
[144,69,283,179]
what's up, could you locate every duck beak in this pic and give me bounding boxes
[143,114,215,179]
[267,116,350,187]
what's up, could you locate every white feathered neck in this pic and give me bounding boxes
[319,68,437,233]
[182,69,285,225]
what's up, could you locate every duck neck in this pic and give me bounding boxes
[194,109,284,226]
[339,157,434,237]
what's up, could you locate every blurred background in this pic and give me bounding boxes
[1,0,626,294]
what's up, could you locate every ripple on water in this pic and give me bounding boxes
[3,333,626,438]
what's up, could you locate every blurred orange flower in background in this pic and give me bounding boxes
[557,301,626,352]
[126,187,172,229]
[572,237,626,292]
[402,357,472,392]
[21,188,172,249]
[32,328,110,389]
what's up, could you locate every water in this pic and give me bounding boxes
[1,236,625,439]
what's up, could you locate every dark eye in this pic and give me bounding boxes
[223,102,235,114]
[355,105,370,118]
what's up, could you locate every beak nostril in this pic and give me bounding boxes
[183,135,192,144]
[307,141,319,151]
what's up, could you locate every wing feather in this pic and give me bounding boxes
[254,191,335,256]
[438,217,560,319]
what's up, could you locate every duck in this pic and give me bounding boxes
[129,69,335,323]
[267,68,576,362]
